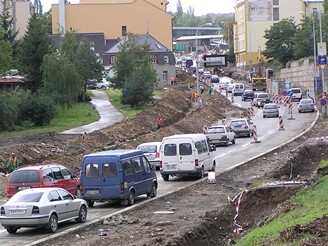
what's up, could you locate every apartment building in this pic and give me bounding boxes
[0,0,32,40]
[51,0,174,51]
[233,0,323,68]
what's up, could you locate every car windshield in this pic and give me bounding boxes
[264,105,277,109]
[230,120,246,126]
[301,100,313,104]
[11,192,43,203]
[208,127,225,133]
[10,170,40,183]
[138,145,157,153]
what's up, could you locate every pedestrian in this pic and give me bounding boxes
[7,152,20,173]
[203,125,208,134]
[208,86,213,96]
[200,85,205,94]
[156,117,163,129]
[170,75,175,85]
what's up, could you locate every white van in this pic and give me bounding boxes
[160,134,216,181]
[232,83,245,96]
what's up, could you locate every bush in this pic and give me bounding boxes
[0,91,19,131]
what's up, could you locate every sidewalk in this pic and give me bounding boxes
[60,90,125,135]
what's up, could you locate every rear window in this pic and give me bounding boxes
[301,99,313,104]
[208,127,225,133]
[291,89,301,93]
[138,145,157,153]
[264,105,277,109]
[10,170,40,183]
[258,94,268,98]
[179,143,192,156]
[103,163,118,177]
[12,192,43,203]
[230,120,246,126]
[245,91,254,95]
[164,144,177,156]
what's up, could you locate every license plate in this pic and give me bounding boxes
[165,164,176,170]
[9,209,26,215]
[17,186,30,191]
[87,190,99,195]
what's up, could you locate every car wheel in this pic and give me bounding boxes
[211,162,216,172]
[299,110,301,113]
[47,214,58,233]
[147,183,157,198]
[263,115,265,118]
[128,190,135,206]
[6,227,17,234]
[87,200,94,208]
[225,141,229,147]
[76,188,82,198]
[76,205,87,223]
[232,138,236,144]
[101,85,106,89]
[198,167,204,179]
[162,175,169,181]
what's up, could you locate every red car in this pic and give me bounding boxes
[6,164,80,200]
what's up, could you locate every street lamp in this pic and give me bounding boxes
[195,23,213,107]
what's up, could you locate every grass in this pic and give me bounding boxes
[105,88,165,118]
[0,102,99,139]
[235,170,328,246]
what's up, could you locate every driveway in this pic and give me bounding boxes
[60,90,125,134]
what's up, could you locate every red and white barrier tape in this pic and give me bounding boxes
[227,190,248,234]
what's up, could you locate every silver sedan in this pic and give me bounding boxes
[0,187,87,234]
[298,99,315,113]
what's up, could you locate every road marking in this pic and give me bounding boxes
[0,229,7,234]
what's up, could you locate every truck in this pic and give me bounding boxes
[252,77,267,91]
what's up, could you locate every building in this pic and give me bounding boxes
[51,0,174,51]
[173,27,221,39]
[0,0,32,40]
[233,0,323,68]
[174,35,224,53]
[103,34,175,84]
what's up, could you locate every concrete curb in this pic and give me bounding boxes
[28,110,320,246]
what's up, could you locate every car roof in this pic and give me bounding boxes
[209,125,226,128]
[14,164,66,171]
[230,118,248,121]
[84,149,143,158]
[14,187,64,194]
[137,142,162,146]
[264,103,278,106]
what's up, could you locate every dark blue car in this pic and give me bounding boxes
[241,90,255,101]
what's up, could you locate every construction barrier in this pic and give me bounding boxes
[250,102,254,116]
[252,124,261,143]
[231,94,234,103]
[240,111,244,118]
[279,116,285,130]
[227,190,248,234]
[247,108,251,119]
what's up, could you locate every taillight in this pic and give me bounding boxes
[244,125,248,129]
[221,135,228,140]
[155,152,160,158]
[32,206,39,214]
[160,161,163,168]
[0,207,5,215]
[120,182,127,192]
[195,159,199,167]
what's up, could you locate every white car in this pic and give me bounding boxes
[206,125,235,146]
[253,93,269,108]
[229,119,254,137]
[96,79,112,89]
[288,88,302,101]
[136,142,162,170]
[263,103,279,118]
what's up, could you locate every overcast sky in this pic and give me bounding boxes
[40,0,235,16]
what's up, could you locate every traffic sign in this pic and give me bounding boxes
[318,55,327,65]
[288,90,293,97]
[282,91,288,96]
[320,98,327,106]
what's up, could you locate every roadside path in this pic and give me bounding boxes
[60,90,125,135]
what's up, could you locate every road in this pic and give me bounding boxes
[0,90,317,246]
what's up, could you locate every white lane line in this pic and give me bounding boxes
[0,229,7,234]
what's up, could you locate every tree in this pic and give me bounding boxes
[17,14,52,91]
[0,28,12,76]
[112,33,156,106]
[42,50,83,108]
[263,18,297,65]
[0,0,18,50]
[292,17,315,60]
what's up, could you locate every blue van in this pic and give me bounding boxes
[80,150,158,207]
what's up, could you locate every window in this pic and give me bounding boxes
[86,163,99,177]
[164,144,176,156]
[132,157,144,173]
[163,71,168,81]
[141,156,151,172]
[58,189,73,201]
[10,170,40,183]
[90,40,95,46]
[179,143,192,156]
[103,163,118,177]
[313,8,318,15]
[201,140,209,153]
[195,141,203,154]
[123,160,134,176]
[273,0,279,5]
[48,191,61,202]
[42,168,54,182]
[122,26,127,36]
[273,8,279,21]
[149,55,157,64]
[110,56,116,64]
[164,56,169,64]
[13,192,43,203]
[52,167,63,180]
[61,168,71,179]
[90,46,95,51]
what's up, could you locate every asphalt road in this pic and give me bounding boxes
[0,90,318,246]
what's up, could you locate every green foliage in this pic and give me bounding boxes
[0,0,18,53]
[263,18,297,65]
[17,14,52,91]
[60,31,78,63]
[319,160,328,169]
[0,90,19,131]
[292,17,315,60]
[0,29,12,76]
[18,92,55,126]
[235,175,328,245]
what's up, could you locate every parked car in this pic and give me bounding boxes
[229,119,254,137]
[160,134,216,181]
[96,79,112,89]
[263,103,279,118]
[80,150,157,207]
[211,75,220,83]
[6,164,80,200]
[241,90,255,101]
[253,93,269,108]
[205,125,235,146]
[137,142,162,170]
[288,88,302,101]
[298,98,315,113]
[0,187,87,234]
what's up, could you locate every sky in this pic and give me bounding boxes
[40,0,235,16]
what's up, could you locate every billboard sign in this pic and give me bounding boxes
[203,55,227,68]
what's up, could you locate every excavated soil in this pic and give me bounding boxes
[1,72,328,245]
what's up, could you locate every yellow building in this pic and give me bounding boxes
[51,0,174,51]
[233,0,323,68]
